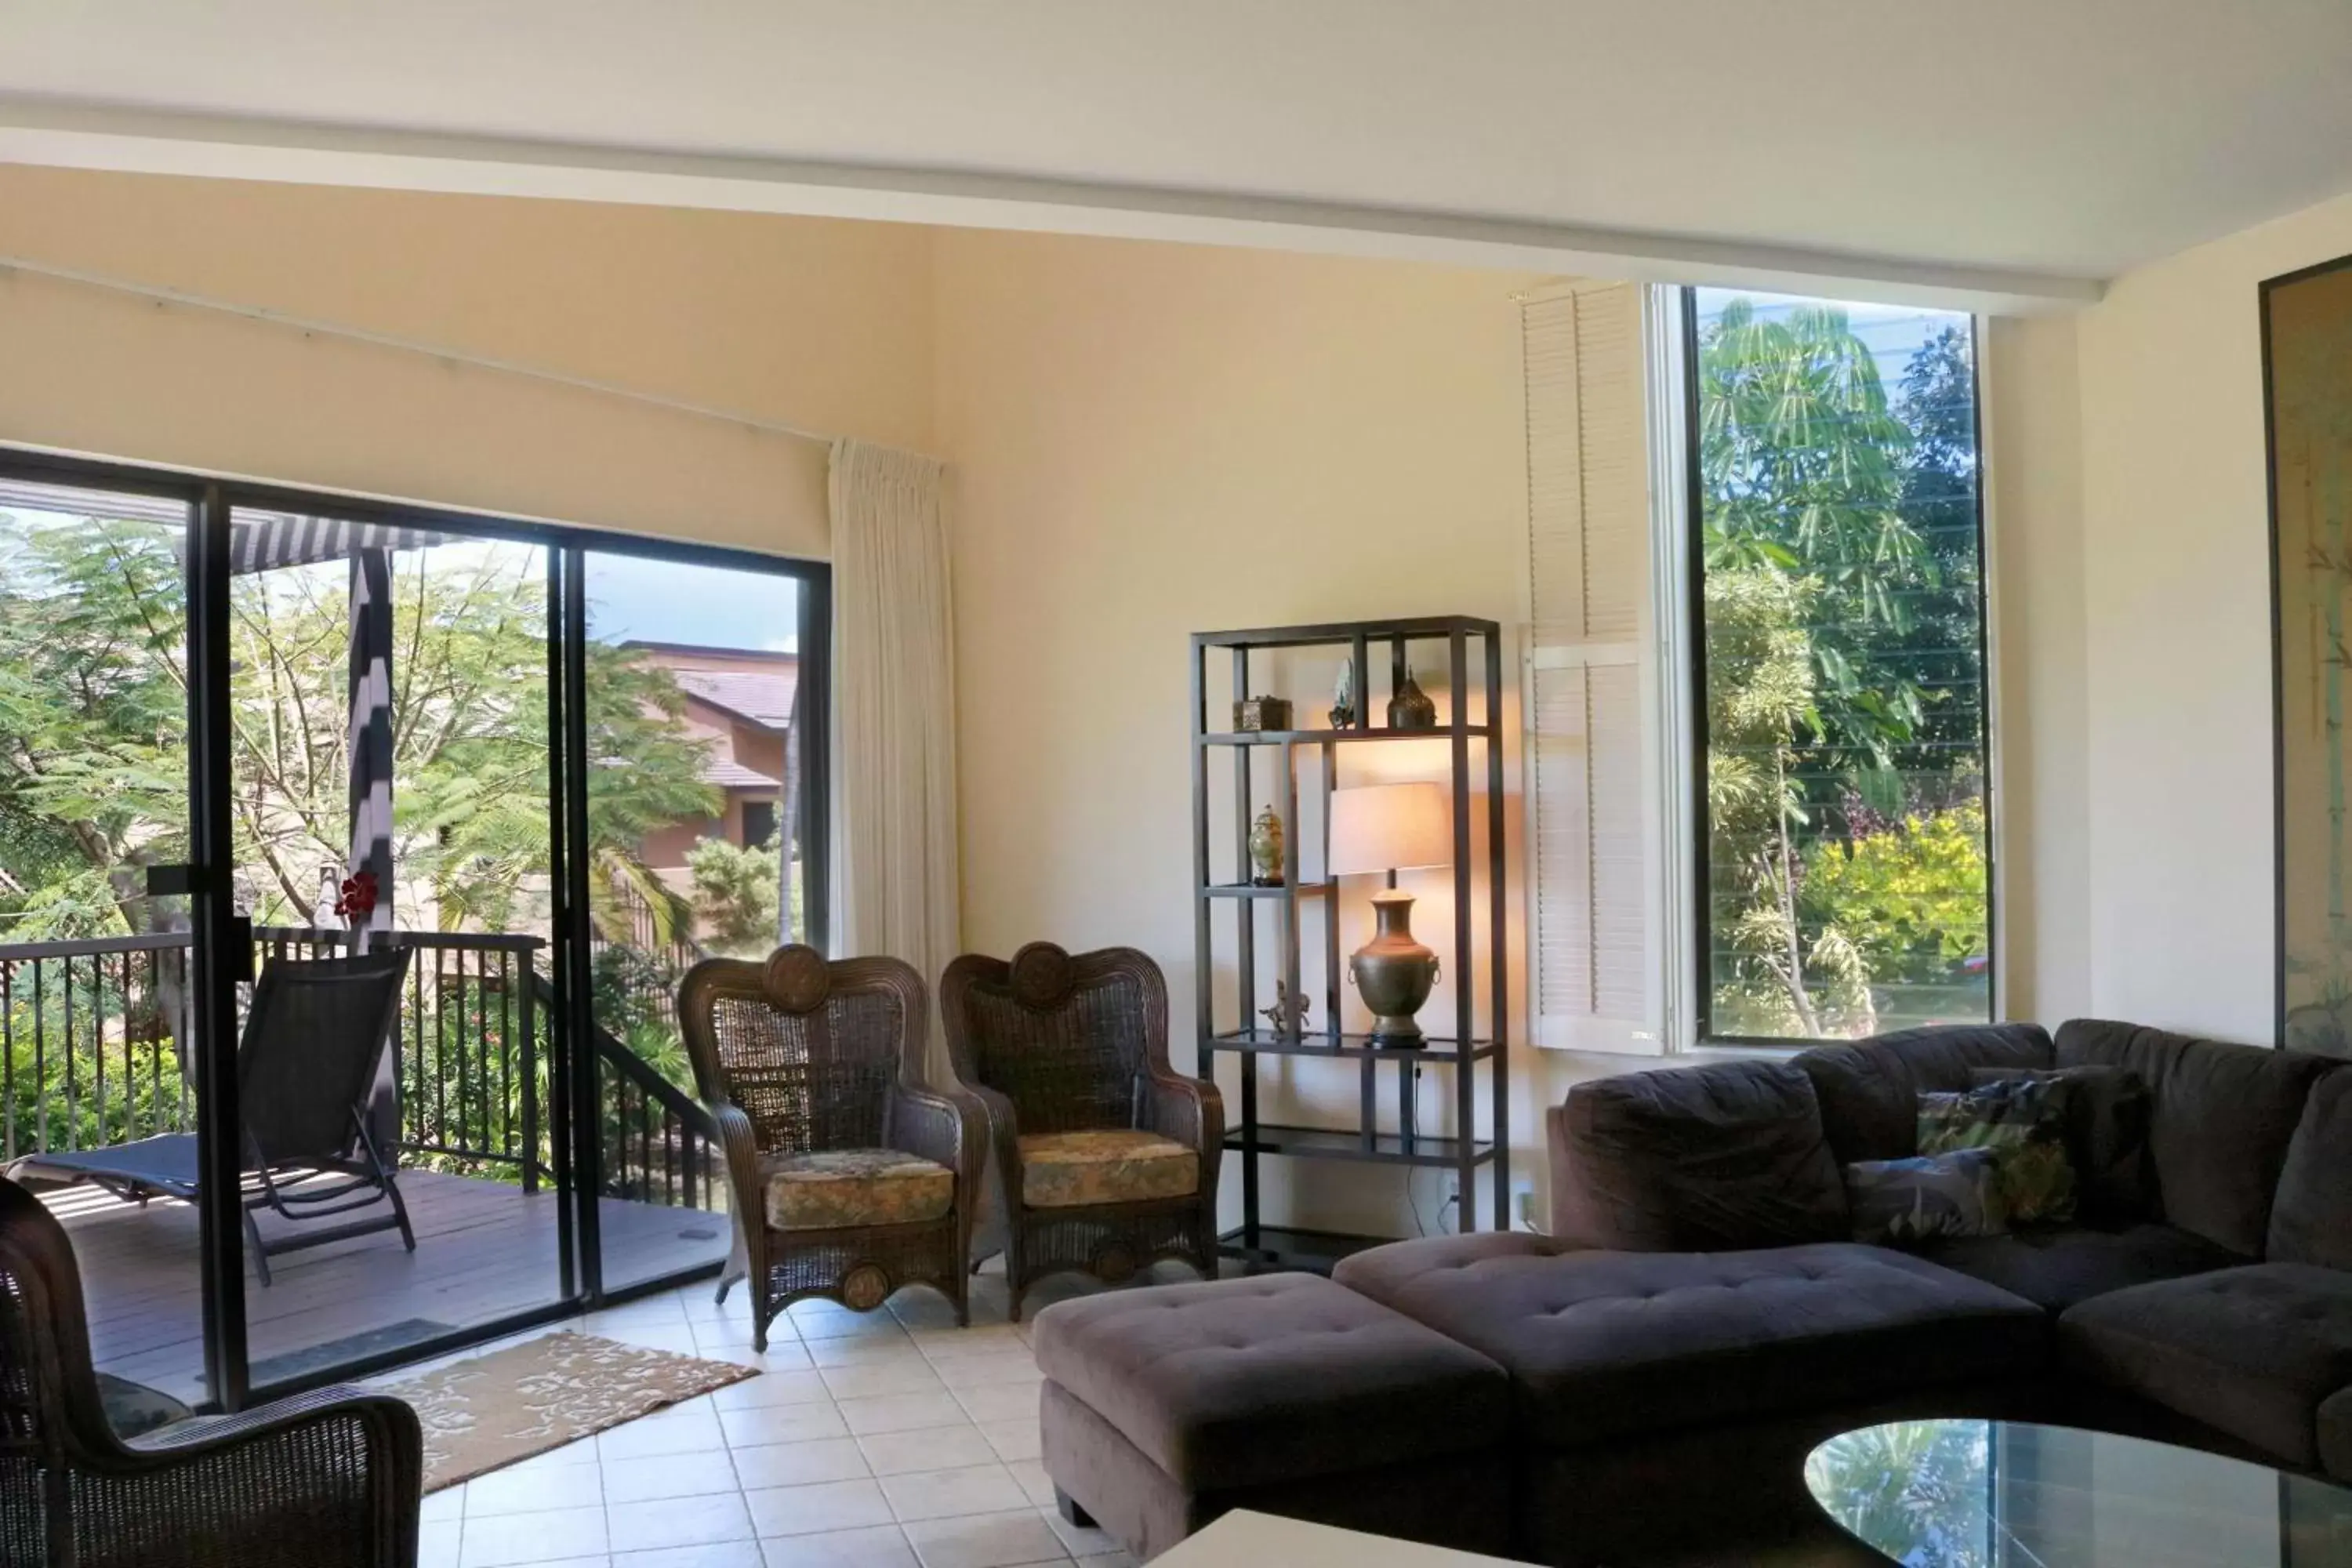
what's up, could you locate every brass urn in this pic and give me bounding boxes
[1388,663,1437,730]
[1247,806,1285,886]
[1349,887,1440,1046]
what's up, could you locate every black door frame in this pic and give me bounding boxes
[0,445,831,1408]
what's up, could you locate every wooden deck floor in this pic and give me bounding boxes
[44,1169,728,1404]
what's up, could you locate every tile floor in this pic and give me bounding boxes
[394,1262,1162,1568]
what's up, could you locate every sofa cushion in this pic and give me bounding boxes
[1546,1059,1847,1251]
[1845,1149,2007,1246]
[1796,1023,2053,1163]
[2320,1387,2352,1484]
[1332,1229,1568,1293]
[1029,1272,1509,1490]
[762,1148,954,1231]
[1332,1239,2045,1446]
[2060,1263,2352,1468]
[1918,1223,2244,1312]
[1919,1076,2078,1226]
[2269,1069,2352,1270]
[2056,1020,2338,1256]
[1972,1064,2153,1225]
[1017,1129,1197,1209]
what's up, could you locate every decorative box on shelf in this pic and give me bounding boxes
[1232,695,1293,732]
[1188,615,1511,1276]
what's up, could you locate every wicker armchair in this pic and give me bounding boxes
[0,1176,423,1568]
[941,943,1224,1320]
[682,946,985,1349]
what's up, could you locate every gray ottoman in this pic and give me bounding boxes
[1032,1272,1514,1560]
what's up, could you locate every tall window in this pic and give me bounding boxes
[1686,289,1990,1042]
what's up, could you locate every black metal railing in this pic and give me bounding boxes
[1,927,720,1215]
[528,969,720,1214]
[1,927,549,1185]
[0,933,194,1162]
[596,1006,721,1212]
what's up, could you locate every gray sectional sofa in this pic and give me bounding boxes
[1036,1018,2352,1566]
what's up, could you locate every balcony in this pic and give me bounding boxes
[0,925,725,1405]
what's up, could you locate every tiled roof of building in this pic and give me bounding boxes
[675,669,798,728]
[702,757,780,789]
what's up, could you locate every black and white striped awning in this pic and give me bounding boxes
[223,513,461,574]
[0,480,456,575]
[0,479,189,528]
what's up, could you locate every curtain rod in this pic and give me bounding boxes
[0,251,891,453]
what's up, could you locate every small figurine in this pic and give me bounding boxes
[1247,805,1285,886]
[1330,661,1357,730]
[1260,979,1311,1035]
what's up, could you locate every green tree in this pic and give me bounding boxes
[1802,802,1988,993]
[227,548,716,935]
[1889,323,1989,788]
[1697,297,1927,820]
[0,511,713,949]
[1697,297,1991,1036]
[1704,568,1874,1036]
[686,831,780,957]
[0,516,190,940]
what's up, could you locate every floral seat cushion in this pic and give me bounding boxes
[763,1148,955,1231]
[1017,1128,1198,1209]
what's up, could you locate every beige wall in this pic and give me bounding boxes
[2060,190,2352,1041]
[933,228,1624,1233]
[0,164,937,554]
[1987,313,2092,1025]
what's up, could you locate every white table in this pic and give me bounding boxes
[1152,1512,1535,1567]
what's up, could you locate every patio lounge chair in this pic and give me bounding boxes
[9,948,416,1287]
[0,1174,424,1567]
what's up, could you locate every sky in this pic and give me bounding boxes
[584,553,800,652]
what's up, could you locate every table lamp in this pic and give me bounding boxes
[1328,782,1452,1046]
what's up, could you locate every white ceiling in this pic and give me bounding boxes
[2,1,2349,310]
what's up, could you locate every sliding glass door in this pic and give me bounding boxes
[2,448,829,1410]
[0,471,210,1408]
[218,501,572,1399]
[575,543,827,1295]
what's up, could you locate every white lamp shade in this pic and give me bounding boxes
[1328,782,1453,876]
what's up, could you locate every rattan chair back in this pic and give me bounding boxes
[678,946,924,1160]
[941,944,1162,1137]
[0,1178,113,1494]
[0,1174,426,1566]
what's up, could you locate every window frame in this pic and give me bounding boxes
[1672,287,1999,1050]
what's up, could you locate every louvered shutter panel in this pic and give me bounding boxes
[1523,284,1661,1053]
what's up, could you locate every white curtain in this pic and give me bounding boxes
[828,439,960,996]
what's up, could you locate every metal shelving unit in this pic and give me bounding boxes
[1190,615,1509,1272]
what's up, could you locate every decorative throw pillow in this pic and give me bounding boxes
[1846,1149,2008,1246]
[1918,1077,2078,1226]
[1970,1064,2151,1225]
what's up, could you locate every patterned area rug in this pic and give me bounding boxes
[381,1330,755,1491]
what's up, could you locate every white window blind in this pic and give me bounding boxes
[1523,284,1661,1053]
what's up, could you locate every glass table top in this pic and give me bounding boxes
[1806,1421,2352,1566]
